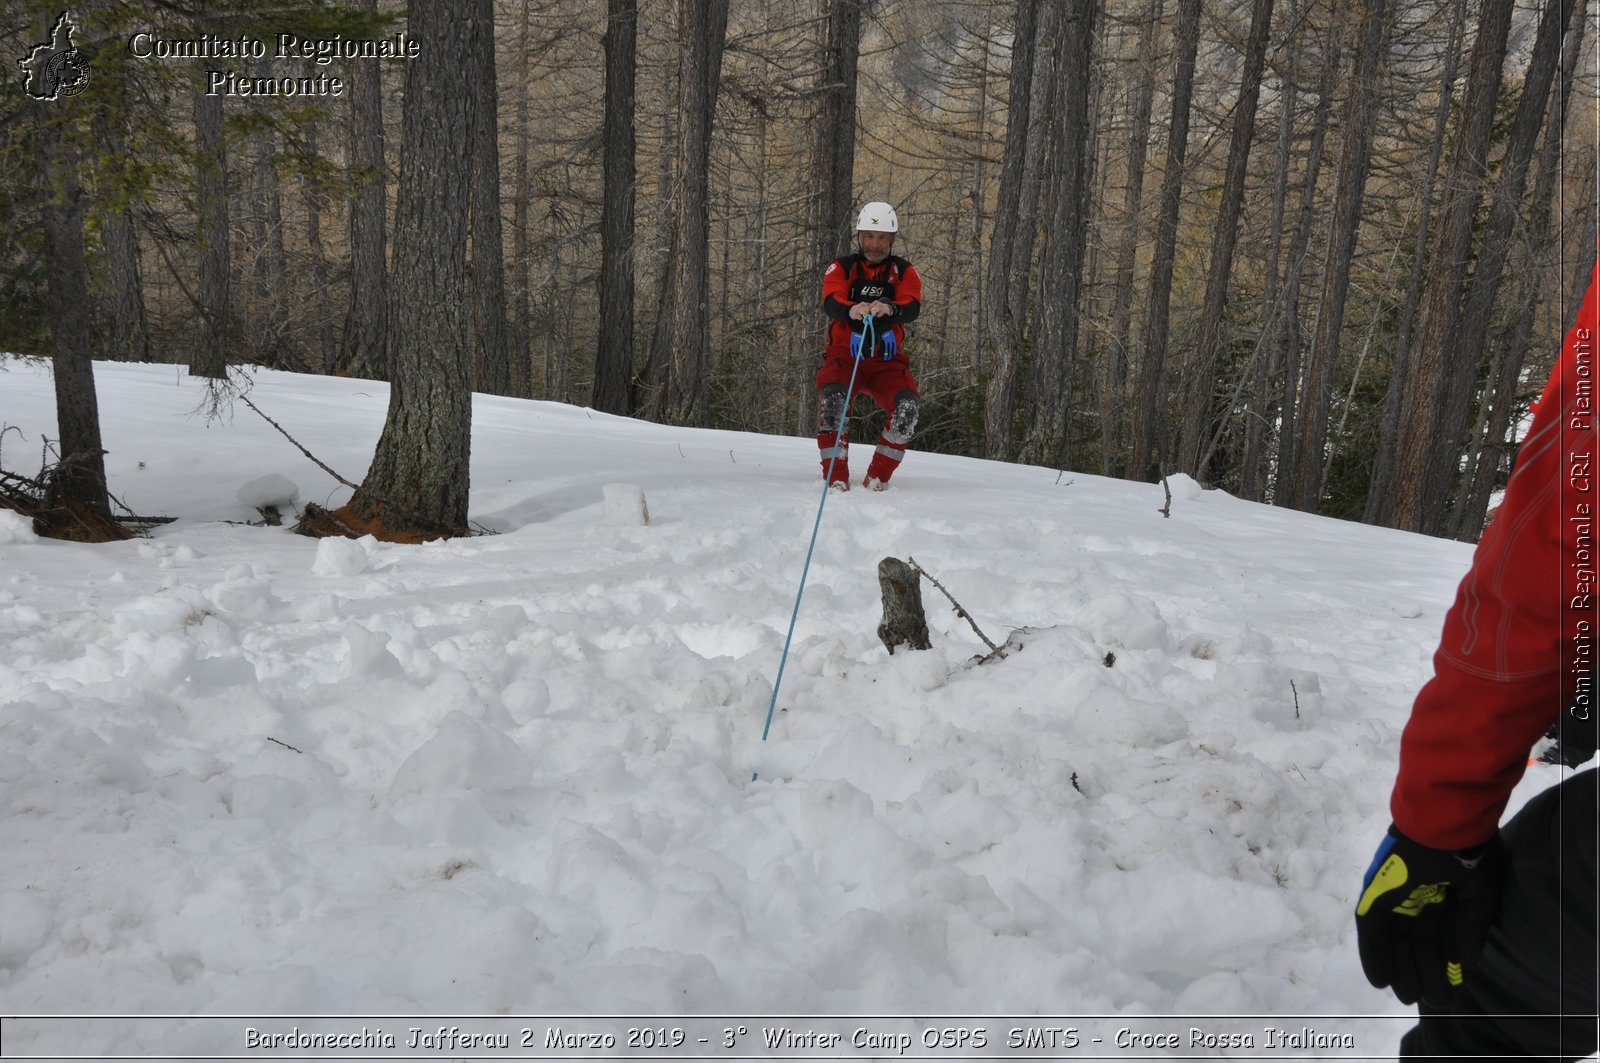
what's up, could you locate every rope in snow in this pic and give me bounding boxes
[755,315,874,781]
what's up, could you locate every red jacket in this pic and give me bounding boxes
[1392,253,1600,849]
[822,253,923,360]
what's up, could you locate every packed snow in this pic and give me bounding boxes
[0,358,1581,1058]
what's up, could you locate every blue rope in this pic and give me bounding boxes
[755,315,874,780]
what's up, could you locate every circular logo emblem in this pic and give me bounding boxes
[45,49,90,97]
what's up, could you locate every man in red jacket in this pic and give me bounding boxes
[1355,254,1599,1058]
[816,201,923,491]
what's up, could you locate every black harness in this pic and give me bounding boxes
[835,253,910,306]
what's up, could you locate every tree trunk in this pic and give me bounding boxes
[511,0,533,399]
[1440,0,1575,537]
[1238,0,1299,500]
[594,0,638,415]
[811,0,864,269]
[248,110,293,370]
[969,10,993,387]
[305,129,335,374]
[1019,0,1099,468]
[1288,0,1391,512]
[1179,0,1275,480]
[95,94,150,364]
[653,0,731,426]
[1364,0,1468,525]
[40,124,117,529]
[1271,19,1342,507]
[1100,0,1161,478]
[340,0,387,381]
[633,107,676,413]
[192,80,229,380]
[1390,0,1516,533]
[339,0,474,540]
[469,0,509,397]
[1452,0,1588,537]
[983,0,1045,461]
[1130,0,1202,482]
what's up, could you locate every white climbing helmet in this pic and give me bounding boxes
[854,201,899,233]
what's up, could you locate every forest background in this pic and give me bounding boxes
[4,0,1597,542]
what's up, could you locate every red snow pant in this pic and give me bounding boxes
[815,354,920,486]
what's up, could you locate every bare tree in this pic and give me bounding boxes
[1099,0,1161,477]
[983,0,1044,461]
[1019,0,1099,467]
[246,87,293,369]
[1390,0,1515,533]
[191,75,228,380]
[594,0,638,415]
[1270,16,1342,506]
[810,0,865,266]
[39,118,118,529]
[1287,0,1392,512]
[1130,0,1202,481]
[650,0,731,426]
[1441,0,1576,536]
[470,0,510,397]
[1452,0,1589,537]
[338,0,475,539]
[1364,0,1468,524]
[340,0,387,381]
[1179,0,1275,481]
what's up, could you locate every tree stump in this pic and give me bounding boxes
[877,556,931,654]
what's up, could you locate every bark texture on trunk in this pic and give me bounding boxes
[1390,0,1515,533]
[983,0,1043,461]
[1288,0,1392,512]
[41,123,120,535]
[341,0,387,382]
[594,0,638,415]
[192,84,229,380]
[470,0,509,397]
[654,0,730,426]
[340,0,475,540]
[877,557,931,654]
[1130,0,1202,481]
[1179,0,1275,481]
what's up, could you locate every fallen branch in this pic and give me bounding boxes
[238,392,359,491]
[908,555,1005,660]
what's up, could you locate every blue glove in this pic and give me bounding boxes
[1355,825,1505,1006]
[849,315,877,361]
[878,330,897,360]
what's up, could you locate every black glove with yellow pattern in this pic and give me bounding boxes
[1355,824,1505,1006]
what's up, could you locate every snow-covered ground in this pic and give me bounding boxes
[0,359,1579,1058]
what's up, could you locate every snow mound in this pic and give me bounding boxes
[1165,473,1205,500]
[312,535,377,577]
[389,711,535,797]
[1075,592,1171,651]
[0,508,35,544]
[235,473,300,510]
